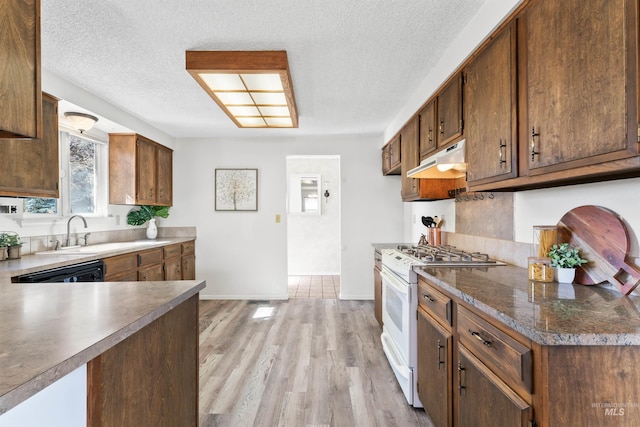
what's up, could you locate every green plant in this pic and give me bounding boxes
[0,233,8,248]
[548,243,588,268]
[126,205,170,226]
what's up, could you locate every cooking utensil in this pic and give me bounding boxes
[422,216,435,228]
[557,205,640,295]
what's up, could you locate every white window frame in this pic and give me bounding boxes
[22,127,108,220]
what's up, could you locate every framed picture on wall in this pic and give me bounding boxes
[215,168,258,211]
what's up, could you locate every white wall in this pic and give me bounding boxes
[286,156,341,275]
[168,135,403,300]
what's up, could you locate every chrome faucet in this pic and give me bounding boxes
[66,215,88,247]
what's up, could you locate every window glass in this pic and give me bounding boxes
[69,134,97,214]
[24,198,57,214]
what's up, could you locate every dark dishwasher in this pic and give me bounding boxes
[14,260,105,283]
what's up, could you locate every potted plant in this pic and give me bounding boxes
[127,205,170,240]
[547,243,588,283]
[5,232,22,260]
[0,233,8,261]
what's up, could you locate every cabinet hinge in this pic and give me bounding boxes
[528,420,536,427]
[460,119,464,131]
[416,382,419,393]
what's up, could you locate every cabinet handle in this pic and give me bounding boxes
[530,127,540,161]
[439,119,444,136]
[469,329,492,347]
[422,294,435,303]
[499,139,507,166]
[437,339,445,370]
[428,126,433,144]
[458,361,466,396]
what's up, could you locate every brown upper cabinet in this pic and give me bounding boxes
[0,0,42,139]
[517,0,638,179]
[0,93,59,198]
[436,74,464,148]
[465,22,518,187]
[382,135,401,175]
[109,133,173,206]
[401,117,462,201]
[419,100,437,159]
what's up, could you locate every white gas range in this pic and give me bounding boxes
[380,245,504,407]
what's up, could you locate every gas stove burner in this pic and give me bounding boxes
[394,244,504,266]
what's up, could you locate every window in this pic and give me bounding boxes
[23,131,107,217]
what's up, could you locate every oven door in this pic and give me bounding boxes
[380,266,411,365]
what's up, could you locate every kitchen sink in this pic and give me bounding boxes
[35,240,171,256]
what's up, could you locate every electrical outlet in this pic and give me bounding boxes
[275,214,281,223]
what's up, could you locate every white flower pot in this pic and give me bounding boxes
[556,267,576,284]
[146,218,158,240]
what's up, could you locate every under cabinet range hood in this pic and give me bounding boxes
[407,139,467,179]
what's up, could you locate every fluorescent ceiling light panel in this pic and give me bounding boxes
[186,51,299,128]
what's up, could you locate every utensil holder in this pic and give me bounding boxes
[429,228,442,246]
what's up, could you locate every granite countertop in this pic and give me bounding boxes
[0,279,206,415]
[416,265,640,346]
[0,237,195,284]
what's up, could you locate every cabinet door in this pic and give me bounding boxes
[138,264,164,281]
[419,101,437,159]
[103,253,137,281]
[0,93,59,197]
[466,23,517,186]
[156,144,173,206]
[181,254,196,280]
[0,0,41,139]
[400,117,420,200]
[520,0,636,176]
[388,136,401,171]
[437,74,463,147]
[164,258,182,281]
[457,345,532,427]
[136,137,157,205]
[417,307,452,427]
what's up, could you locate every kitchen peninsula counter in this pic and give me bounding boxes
[0,279,205,421]
[416,265,640,345]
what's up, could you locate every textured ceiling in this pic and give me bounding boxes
[41,0,486,139]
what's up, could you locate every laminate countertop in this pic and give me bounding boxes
[416,265,640,346]
[0,279,206,415]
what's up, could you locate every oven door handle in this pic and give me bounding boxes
[380,267,409,296]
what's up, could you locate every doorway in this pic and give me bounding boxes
[286,155,341,299]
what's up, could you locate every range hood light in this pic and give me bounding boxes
[436,164,454,172]
[407,139,467,179]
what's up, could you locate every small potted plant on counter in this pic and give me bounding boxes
[126,205,170,240]
[0,233,8,261]
[548,242,588,283]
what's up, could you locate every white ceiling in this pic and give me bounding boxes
[41,0,486,139]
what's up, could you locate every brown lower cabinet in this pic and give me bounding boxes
[87,294,198,426]
[373,250,382,326]
[417,275,640,426]
[102,240,196,282]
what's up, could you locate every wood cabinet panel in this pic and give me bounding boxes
[87,295,199,426]
[138,248,163,267]
[109,133,173,206]
[417,307,452,427]
[457,305,532,393]
[182,254,196,280]
[401,118,420,200]
[458,345,532,427]
[465,23,518,186]
[418,279,452,327]
[164,258,182,281]
[163,243,182,260]
[419,100,437,159]
[437,74,463,147]
[0,0,41,139]
[182,240,195,256]
[0,93,58,197]
[382,136,401,175]
[138,264,164,281]
[103,253,137,281]
[374,266,382,327]
[519,0,637,176]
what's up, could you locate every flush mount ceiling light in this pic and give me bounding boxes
[186,50,298,128]
[64,112,98,133]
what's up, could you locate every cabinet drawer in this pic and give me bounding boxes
[163,244,182,260]
[418,278,452,327]
[138,248,163,267]
[457,305,532,393]
[374,252,382,270]
[182,241,195,256]
[103,253,137,279]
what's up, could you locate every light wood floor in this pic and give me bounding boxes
[199,299,433,426]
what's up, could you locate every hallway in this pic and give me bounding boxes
[288,275,340,299]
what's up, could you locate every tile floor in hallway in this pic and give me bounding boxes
[288,275,340,298]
